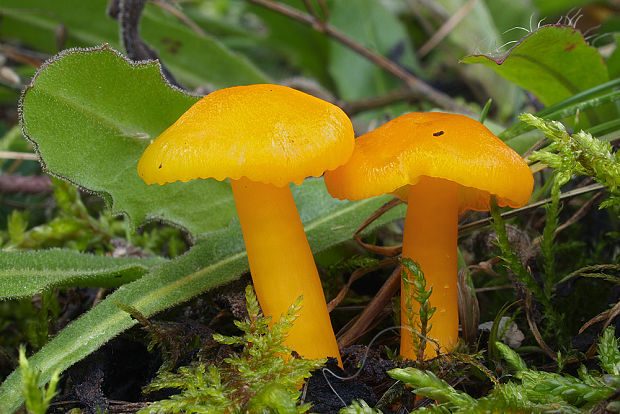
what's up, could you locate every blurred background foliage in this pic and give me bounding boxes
[0,0,619,412]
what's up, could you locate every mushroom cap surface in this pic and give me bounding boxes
[324,112,533,212]
[138,84,354,187]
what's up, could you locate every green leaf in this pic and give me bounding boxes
[248,1,331,87]
[533,0,600,16]
[607,35,620,80]
[0,181,405,412]
[435,0,520,120]
[139,3,269,88]
[0,249,166,300]
[327,0,420,101]
[462,25,615,127]
[20,45,237,236]
[0,0,268,88]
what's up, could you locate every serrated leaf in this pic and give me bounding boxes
[0,0,268,88]
[21,45,237,236]
[462,25,615,128]
[0,181,405,412]
[0,249,166,300]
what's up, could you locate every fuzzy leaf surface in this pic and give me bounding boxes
[0,249,166,299]
[0,180,406,412]
[21,45,237,235]
[462,25,615,127]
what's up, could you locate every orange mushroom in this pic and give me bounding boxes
[138,84,354,363]
[324,112,533,359]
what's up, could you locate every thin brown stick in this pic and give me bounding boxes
[0,44,46,67]
[475,285,513,293]
[0,151,38,161]
[418,0,478,57]
[532,189,606,246]
[584,300,620,360]
[406,0,436,36]
[246,0,474,115]
[524,292,557,361]
[0,175,52,194]
[150,0,207,37]
[327,258,398,312]
[340,86,415,116]
[354,197,404,256]
[457,183,605,235]
[554,190,605,234]
[580,300,620,335]
[555,264,620,286]
[458,267,480,346]
[337,265,401,348]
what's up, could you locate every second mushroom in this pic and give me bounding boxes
[324,112,533,359]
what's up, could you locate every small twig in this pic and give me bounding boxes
[149,0,207,37]
[302,0,328,21]
[458,266,479,346]
[337,265,401,348]
[418,0,478,57]
[406,0,436,36]
[524,291,557,361]
[354,197,404,257]
[0,44,47,67]
[246,0,474,115]
[458,183,605,235]
[580,300,620,336]
[522,136,547,159]
[339,86,415,116]
[0,175,52,194]
[327,258,399,311]
[474,285,513,293]
[554,190,605,234]
[465,257,506,280]
[532,189,605,246]
[0,151,38,161]
[108,400,150,413]
[555,264,620,287]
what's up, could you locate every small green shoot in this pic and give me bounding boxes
[138,285,325,413]
[387,327,620,413]
[339,399,383,414]
[401,258,436,361]
[19,346,60,414]
[489,197,566,342]
[525,114,620,210]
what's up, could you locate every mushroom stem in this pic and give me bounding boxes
[400,176,459,359]
[231,177,342,364]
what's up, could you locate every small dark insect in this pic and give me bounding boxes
[433,131,445,137]
[158,163,162,169]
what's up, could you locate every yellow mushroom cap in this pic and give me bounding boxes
[138,84,354,187]
[324,112,533,212]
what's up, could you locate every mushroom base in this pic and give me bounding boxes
[400,176,459,360]
[231,177,342,365]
